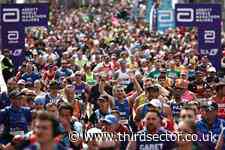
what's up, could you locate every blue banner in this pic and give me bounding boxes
[175,4,222,70]
[157,0,175,33]
[145,0,153,22]
[0,4,49,68]
[146,0,158,31]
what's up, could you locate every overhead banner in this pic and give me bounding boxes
[145,0,153,22]
[157,0,175,33]
[145,0,158,31]
[175,4,222,70]
[0,3,48,68]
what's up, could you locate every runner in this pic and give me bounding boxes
[126,110,176,150]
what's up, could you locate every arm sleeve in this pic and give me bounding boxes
[222,121,225,141]
[25,108,32,124]
[0,109,7,125]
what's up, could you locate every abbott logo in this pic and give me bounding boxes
[158,10,174,23]
[176,8,194,22]
[8,31,19,44]
[204,30,215,43]
[3,8,20,23]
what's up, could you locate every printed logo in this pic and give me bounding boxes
[2,8,20,22]
[8,31,19,43]
[158,10,174,23]
[204,30,215,44]
[176,8,194,22]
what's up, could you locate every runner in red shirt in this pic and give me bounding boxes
[211,81,225,119]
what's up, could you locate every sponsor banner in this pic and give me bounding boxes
[1,3,48,26]
[175,4,222,70]
[175,3,221,27]
[157,0,175,33]
[1,24,25,66]
[0,4,48,68]
[198,26,221,70]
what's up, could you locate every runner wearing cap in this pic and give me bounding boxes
[136,99,163,123]
[196,101,225,150]
[102,114,129,134]
[101,114,129,150]
[0,90,32,144]
[89,95,112,126]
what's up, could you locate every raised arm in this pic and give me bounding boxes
[99,80,114,106]
[130,75,143,95]
[0,109,7,125]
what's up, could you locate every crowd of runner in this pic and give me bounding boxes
[0,0,225,150]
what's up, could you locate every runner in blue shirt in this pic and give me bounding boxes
[55,60,73,80]
[0,90,32,144]
[196,101,225,150]
[21,62,41,83]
